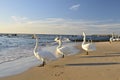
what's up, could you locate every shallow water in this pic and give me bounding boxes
[0,36,80,77]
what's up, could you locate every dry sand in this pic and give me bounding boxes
[0,42,120,80]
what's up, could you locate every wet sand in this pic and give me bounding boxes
[1,42,120,80]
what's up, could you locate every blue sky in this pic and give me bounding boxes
[0,0,120,35]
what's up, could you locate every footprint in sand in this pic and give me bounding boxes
[52,65,64,68]
[55,72,64,77]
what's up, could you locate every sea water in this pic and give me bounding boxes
[0,35,79,77]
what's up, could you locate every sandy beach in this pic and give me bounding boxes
[0,42,120,80]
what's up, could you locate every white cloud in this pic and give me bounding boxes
[1,16,120,35]
[11,16,28,23]
[69,4,80,10]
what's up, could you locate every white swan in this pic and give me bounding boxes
[109,33,113,43]
[55,37,80,57]
[33,34,56,67]
[109,33,116,43]
[54,37,64,58]
[115,35,120,41]
[82,32,96,55]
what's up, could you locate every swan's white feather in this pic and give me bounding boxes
[55,37,80,57]
[82,32,96,53]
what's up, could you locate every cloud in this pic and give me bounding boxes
[11,16,28,23]
[69,4,80,10]
[1,16,120,35]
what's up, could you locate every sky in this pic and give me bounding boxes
[0,0,120,35]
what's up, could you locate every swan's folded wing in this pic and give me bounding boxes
[39,50,57,62]
[88,43,96,51]
[60,46,80,55]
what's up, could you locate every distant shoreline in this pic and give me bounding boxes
[0,33,112,42]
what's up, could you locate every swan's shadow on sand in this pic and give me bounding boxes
[66,62,120,66]
[80,53,120,58]
[66,52,120,66]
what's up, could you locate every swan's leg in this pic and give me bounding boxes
[60,52,64,58]
[86,51,88,55]
[62,54,64,58]
[42,60,46,66]
[43,61,46,66]
[38,60,46,67]
[109,41,111,44]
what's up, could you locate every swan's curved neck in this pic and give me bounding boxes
[82,33,86,44]
[34,36,39,53]
[57,39,62,48]
[111,33,114,38]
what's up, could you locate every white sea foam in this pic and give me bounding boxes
[0,36,80,77]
